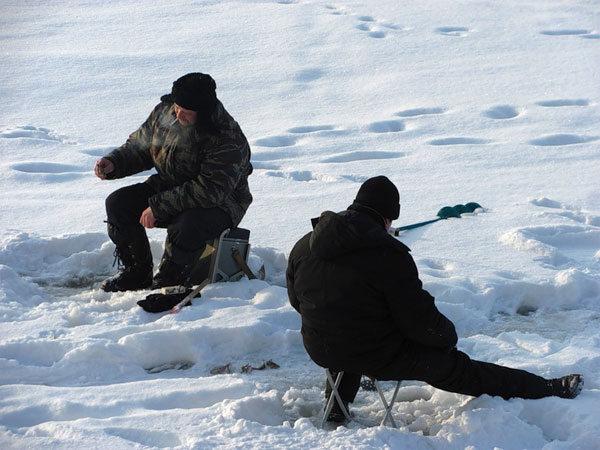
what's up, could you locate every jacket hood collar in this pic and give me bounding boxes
[309,209,409,259]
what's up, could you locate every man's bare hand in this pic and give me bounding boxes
[94,157,114,179]
[140,206,156,228]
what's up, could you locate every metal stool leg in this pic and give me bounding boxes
[321,369,353,428]
[373,379,401,427]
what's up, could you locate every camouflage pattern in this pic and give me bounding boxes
[104,100,252,227]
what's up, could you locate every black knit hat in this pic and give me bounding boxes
[170,73,217,113]
[353,176,400,220]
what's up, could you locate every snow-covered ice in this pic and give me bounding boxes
[1,0,599,448]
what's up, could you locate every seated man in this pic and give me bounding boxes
[95,73,252,292]
[286,176,583,423]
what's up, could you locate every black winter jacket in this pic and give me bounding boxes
[286,206,457,373]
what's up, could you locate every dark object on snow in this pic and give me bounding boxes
[146,361,195,374]
[151,256,192,290]
[325,399,349,424]
[210,363,232,375]
[241,359,280,373]
[360,377,377,392]
[137,290,199,313]
[101,224,153,292]
[265,359,280,369]
[101,260,153,292]
[390,202,482,235]
[551,374,584,399]
[213,360,280,375]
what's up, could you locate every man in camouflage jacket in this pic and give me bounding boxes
[94,73,252,292]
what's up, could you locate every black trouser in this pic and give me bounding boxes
[105,183,233,266]
[329,342,553,403]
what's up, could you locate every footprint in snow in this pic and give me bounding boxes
[0,125,73,144]
[251,149,298,163]
[11,162,88,174]
[264,170,341,183]
[80,147,115,157]
[528,134,598,146]
[420,258,453,278]
[340,174,370,183]
[483,105,521,119]
[396,107,446,117]
[251,161,281,170]
[366,120,405,133]
[540,29,592,36]
[429,137,491,146]
[501,199,600,269]
[263,168,370,185]
[536,99,589,107]
[295,68,325,82]
[436,26,471,37]
[253,125,347,150]
[253,135,297,148]
[321,150,404,163]
[265,170,317,182]
[355,14,395,39]
[357,15,376,22]
[287,125,336,133]
[502,224,600,269]
[324,5,345,16]
[10,162,92,182]
[531,198,600,227]
[494,270,525,281]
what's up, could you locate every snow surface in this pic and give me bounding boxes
[1,0,599,448]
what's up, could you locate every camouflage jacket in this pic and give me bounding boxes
[104,100,252,227]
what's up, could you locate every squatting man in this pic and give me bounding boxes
[95,73,252,292]
[286,175,584,423]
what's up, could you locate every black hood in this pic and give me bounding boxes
[309,208,408,260]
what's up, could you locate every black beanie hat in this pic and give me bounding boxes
[353,176,400,220]
[170,73,217,113]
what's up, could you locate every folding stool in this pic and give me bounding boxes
[207,228,253,282]
[321,369,402,428]
[186,228,254,286]
[152,228,255,314]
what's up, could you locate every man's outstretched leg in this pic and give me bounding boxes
[101,183,154,292]
[374,343,583,400]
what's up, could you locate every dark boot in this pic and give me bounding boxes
[550,374,584,399]
[151,257,188,290]
[324,371,358,423]
[101,243,153,292]
[325,398,350,423]
[151,239,208,289]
